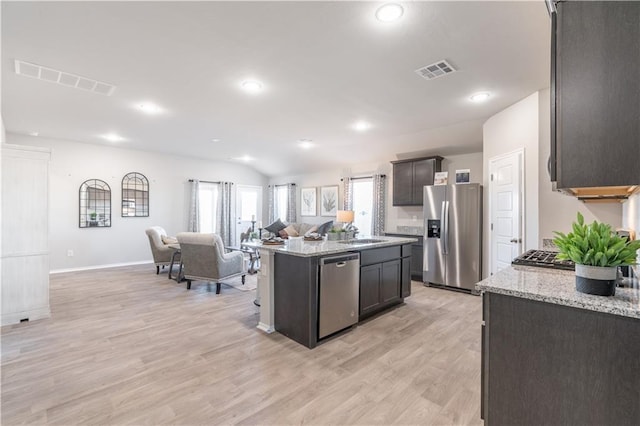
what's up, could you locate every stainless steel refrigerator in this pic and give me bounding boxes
[423,184,482,292]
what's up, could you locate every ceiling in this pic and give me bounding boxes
[1,1,551,177]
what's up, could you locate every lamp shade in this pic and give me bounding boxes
[336,210,355,223]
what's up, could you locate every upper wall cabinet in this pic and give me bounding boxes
[551,1,640,199]
[391,156,443,206]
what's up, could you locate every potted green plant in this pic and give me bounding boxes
[553,212,640,296]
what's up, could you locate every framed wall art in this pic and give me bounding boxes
[300,187,317,216]
[320,185,338,216]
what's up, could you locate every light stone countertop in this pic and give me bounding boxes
[476,265,640,319]
[243,236,417,258]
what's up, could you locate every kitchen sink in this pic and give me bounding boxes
[337,239,385,245]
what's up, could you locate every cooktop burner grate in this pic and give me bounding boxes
[512,249,575,270]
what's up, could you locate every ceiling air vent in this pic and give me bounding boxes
[14,60,116,96]
[415,60,457,81]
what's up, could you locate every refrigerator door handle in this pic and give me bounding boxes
[442,201,449,255]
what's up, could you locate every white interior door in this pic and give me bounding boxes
[235,185,262,245]
[489,150,524,275]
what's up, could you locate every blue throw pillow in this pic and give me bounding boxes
[316,220,333,235]
[264,218,287,234]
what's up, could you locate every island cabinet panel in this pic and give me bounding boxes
[385,234,422,281]
[401,258,411,297]
[359,246,406,319]
[360,264,382,315]
[482,292,640,425]
[274,254,320,349]
[380,259,401,304]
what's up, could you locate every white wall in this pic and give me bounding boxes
[483,92,540,273]
[537,88,622,242]
[269,152,483,234]
[482,89,622,277]
[7,134,268,271]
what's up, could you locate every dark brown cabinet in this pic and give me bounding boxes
[274,243,410,348]
[385,233,423,281]
[482,292,640,425]
[551,1,640,190]
[391,156,442,206]
[359,245,409,319]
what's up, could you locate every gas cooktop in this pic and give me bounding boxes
[511,249,575,271]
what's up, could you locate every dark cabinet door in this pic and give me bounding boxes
[360,263,381,315]
[411,244,423,280]
[381,260,401,304]
[401,257,411,298]
[412,159,435,204]
[554,2,640,188]
[392,161,413,205]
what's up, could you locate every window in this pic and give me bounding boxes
[198,182,219,233]
[352,179,373,236]
[274,185,288,221]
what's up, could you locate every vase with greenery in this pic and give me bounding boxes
[553,212,640,296]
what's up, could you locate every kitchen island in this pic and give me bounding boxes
[476,266,640,425]
[246,236,416,348]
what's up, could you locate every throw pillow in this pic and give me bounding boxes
[302,225,319,236]
[316,220,333,235]
[161,235,178,245]
[283,224,299,237]
[278,230,289,239]
[264,218,287,234]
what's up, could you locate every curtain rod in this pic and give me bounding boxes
[340,174,386,181]
[268,183,296,187]
[188,179,231,185]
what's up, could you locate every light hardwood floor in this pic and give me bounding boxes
[1,265,483,425]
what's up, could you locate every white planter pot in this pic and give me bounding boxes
[574,264,617,296]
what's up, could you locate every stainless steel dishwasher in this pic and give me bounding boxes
[318,252,360,339]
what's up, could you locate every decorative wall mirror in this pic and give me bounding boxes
[121,172,149,217]
[79,179,111,228]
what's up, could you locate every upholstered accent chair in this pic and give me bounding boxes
[176,232,246,293]
[145,226,180,274]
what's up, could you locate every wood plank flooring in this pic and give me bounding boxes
[1,265,483,425]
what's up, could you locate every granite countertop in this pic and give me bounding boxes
[243,236,417,258]
[476,266,640,319]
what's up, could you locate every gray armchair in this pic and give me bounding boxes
[145,226,180,274]
[176,232,246,293]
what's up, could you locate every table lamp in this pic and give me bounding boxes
[336,210,355,229]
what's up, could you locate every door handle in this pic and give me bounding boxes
[336,262,346,267]
[510,238,522,243]
[443,201,450,255]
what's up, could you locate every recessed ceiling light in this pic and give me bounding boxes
[211,138,221,142]
[470,92,491,103]
[231,155,254,162]
[298,139,314,149]
[29,131,39,137]
[102,133,124,142]
[241,80,263,94]
[352,121,371,132]
[376,3,404,22]
[137,102,162,115]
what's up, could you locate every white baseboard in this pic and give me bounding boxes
[257,322,275,334]
[50,260,153,274]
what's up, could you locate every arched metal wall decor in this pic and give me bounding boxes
[121,172,149,217]
[79,179,111,228]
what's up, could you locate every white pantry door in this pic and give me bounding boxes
[489,150,524,275]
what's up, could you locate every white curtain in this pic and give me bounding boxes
[372,174,386,236]
[342,177,353,210]
[216,182,234,246]
[187,180,200,232]
[286,183,296,223]
[268,185,275,224]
